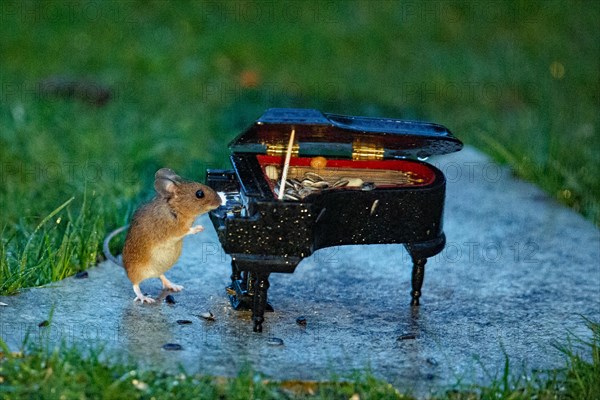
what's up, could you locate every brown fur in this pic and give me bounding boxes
[121,169,221,302]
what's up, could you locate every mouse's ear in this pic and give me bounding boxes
[154,177,177,197]
[154,168,180,197]
[155,168,181,183]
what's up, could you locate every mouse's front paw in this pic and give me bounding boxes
[188,225,204,235]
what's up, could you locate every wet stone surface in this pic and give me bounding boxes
[1,146,599,398]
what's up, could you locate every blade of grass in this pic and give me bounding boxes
[18,197,74,274]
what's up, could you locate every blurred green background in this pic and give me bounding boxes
[1,0,598,293]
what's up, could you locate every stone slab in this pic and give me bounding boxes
[1,146,599,398]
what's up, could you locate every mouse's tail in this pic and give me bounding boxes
[102,225,129,267]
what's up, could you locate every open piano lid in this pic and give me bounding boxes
[229,108,463,159]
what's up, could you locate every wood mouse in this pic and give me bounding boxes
[103,168,221,303]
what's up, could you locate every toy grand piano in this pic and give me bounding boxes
[206,108,463,332]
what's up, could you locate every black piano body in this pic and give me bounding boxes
[206,108,463,332]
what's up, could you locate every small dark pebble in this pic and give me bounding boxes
[162,343,182,351]
[165,295,176,304]
[38,320,50,328]
[296,316,307,326]
[397,334,416,341]
[75,271,88,279]
[176,320,193,325]
[426,357,439,366]
[267,337,284,346]
[426,373,436,381]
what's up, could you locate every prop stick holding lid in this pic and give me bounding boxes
[278,129,295,200]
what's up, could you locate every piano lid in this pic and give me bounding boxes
[229,108,463,159]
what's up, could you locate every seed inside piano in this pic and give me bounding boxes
[265,164,428,201]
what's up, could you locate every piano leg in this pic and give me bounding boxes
[410,258,426,306]
[230,259,241,282]
[252,272,270,333]
[227,260,246,310]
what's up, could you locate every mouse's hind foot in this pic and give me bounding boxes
[133,284,156,303]
[160,274,184,292]
[133,295,155,303]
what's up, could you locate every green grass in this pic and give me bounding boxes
[1,320,598,399]
[0,341,407,400]
[1,0,599,294]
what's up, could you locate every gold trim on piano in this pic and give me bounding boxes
[265,142,300,157]
[352,140,385,160]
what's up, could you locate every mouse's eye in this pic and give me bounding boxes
[195,189,205,199]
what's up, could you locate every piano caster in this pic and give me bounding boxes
[410,258,426,306]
